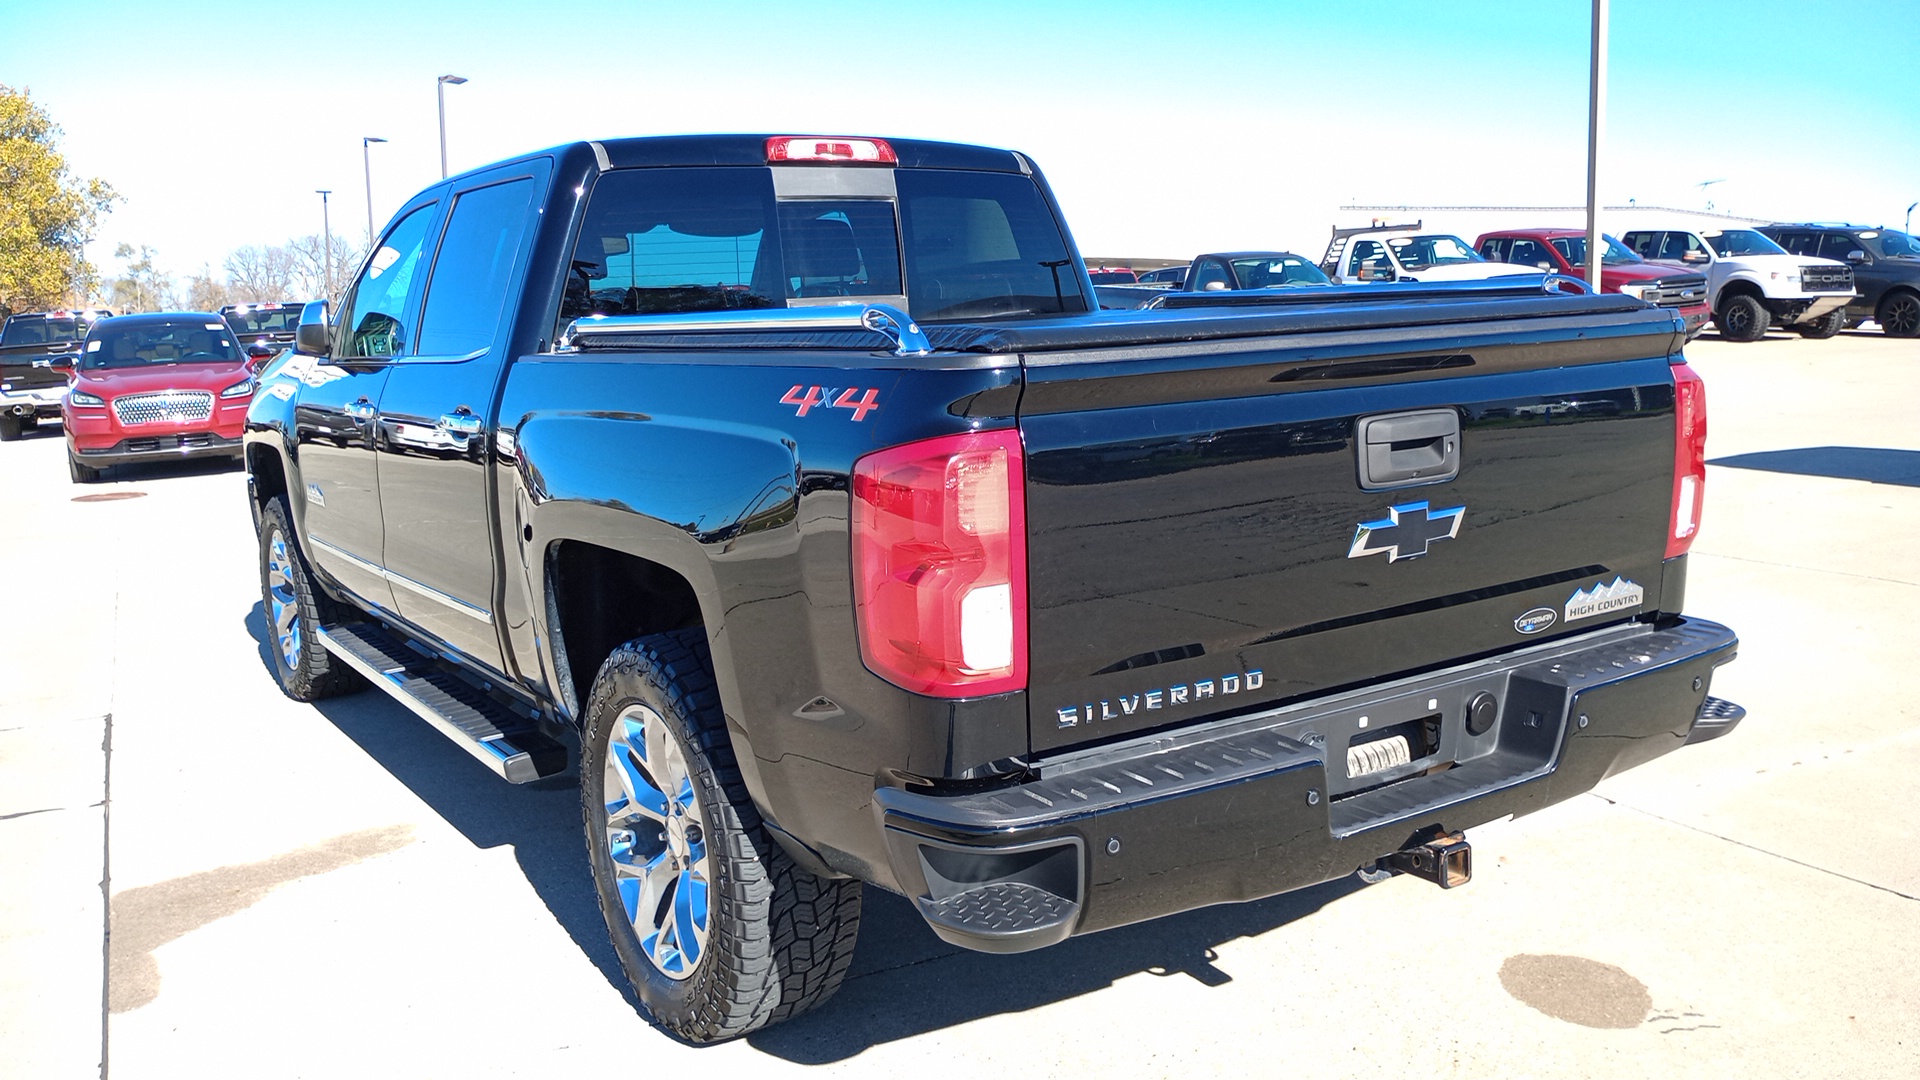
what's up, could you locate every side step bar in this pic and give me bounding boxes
[317,623,567,784]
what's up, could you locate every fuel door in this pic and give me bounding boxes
[1357,408,1460,491]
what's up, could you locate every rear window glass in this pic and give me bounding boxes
[559,164,1086,331]
[896,169,1087,320]
[83,319,239,369]
[2,317,82,346]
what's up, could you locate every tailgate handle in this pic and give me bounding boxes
[1357,409,1460,491]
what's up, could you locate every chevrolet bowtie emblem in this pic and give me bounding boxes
[1348,501,1465,562]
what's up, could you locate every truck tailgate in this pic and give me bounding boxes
[1016,301,1686,753]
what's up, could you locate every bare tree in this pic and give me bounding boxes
[185,264,237,311]
[286,232,365,306]
[107,243,176,313]
[224,244,296,301]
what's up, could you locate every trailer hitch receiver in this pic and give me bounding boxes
[1384,830,1472,888]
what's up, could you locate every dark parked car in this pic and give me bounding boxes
[1758,224,1920,337]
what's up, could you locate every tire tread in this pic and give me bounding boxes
[582,629,861,1042]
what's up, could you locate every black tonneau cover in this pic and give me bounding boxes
[568,287,1677,357]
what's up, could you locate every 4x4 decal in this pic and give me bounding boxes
[781,385,880,421]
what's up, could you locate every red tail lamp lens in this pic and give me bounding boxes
[852,429,1027,696]
[1668,362,1708,559]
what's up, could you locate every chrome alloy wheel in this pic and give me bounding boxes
[603,703,712,980]
[266,531,302,670]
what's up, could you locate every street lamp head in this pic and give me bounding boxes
[364,136,387,146]
[439,74,468,85]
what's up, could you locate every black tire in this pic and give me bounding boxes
[257,498,366,701]
[1716,293,1770,341]
[581,629,861,1042]
[0,415,21,442]
[1796,308,1845,339]
[68,455,101,483]
[1878,290,1920,338]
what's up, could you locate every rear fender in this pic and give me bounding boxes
[512,410,800,812]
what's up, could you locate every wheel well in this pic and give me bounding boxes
[1717,281,1762,307]
[1880,286,1920,310]
[248,445,287,510]
[547,540,704,717]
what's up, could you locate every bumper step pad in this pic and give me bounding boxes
[1686,695,1746,744]
[917,882,1078,938]
[317,622,567,783]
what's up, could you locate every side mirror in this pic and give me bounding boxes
[1847,250,1868,264]
[1537,261,1555,270]
[1682,250,1708,263]
[49,353,77,372]
[294,300,332,357]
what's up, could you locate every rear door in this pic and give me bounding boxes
[375,162,545,672]
[1018,306,1682,752]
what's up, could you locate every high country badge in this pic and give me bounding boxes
[1565,576,1644,622]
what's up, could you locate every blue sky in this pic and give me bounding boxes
[4,0,1916,282]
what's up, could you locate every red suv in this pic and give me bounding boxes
[1476,229,1711,337]
[62,312,257,482]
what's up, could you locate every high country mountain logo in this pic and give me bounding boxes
[1565,576,1644,622]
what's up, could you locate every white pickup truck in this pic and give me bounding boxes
[1320,222,1539,285]
[1619,225,1855,341]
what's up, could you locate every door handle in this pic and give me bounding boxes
[438,411,484,436]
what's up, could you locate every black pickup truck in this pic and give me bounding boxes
[244,134,1741,1042]
[1,309,96,439]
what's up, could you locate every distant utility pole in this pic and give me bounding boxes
[316,190,333,299]
[1583,0,1608,291]
[1908,201,1917,234]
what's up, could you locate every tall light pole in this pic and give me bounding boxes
[362,136,387,242]
[316,190,333,301]
[1583,0,1609,292]
[437,74,468,178]
[1907,202,1917,234]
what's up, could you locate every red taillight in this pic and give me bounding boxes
[851,429,1027,697]
[766,136,898,165]
[1668,362,1708,559]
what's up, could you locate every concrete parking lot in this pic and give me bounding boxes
[2,329,1915,1079]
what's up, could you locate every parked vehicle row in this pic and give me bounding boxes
[1091,216,1919,342]
[240,132,1740,1042]
[0,301,306,470]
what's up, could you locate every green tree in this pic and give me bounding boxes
[0,85,116,316]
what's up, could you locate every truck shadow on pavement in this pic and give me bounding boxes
[244,604,1365,1055]
[242,603,636,1004]
[1710,446,1920,487]
[753,875,1361,1063]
